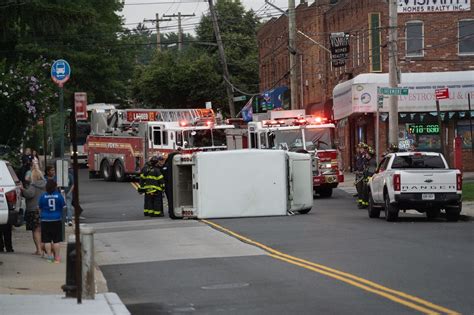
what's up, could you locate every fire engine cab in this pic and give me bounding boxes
[226,110,344,197]
[87,108,234,181]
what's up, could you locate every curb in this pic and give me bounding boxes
[95,264,109,294]
[104,292,130,315]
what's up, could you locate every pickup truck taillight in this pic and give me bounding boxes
[393,174,401,191]
[5,190,16,210]
[457,173,462,191]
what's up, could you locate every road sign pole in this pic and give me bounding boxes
[436,100,445,157]
[59,86,64,159]
[376,94,380,165]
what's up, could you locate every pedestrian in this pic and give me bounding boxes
[20,148,33,182]
[65,167,74,227]
[21,168,46,255]
[32,149,42,170]
[354,143,367,208]
[45,165,57,182]
[138,156,165,217]
[38,180,65,263]
[0,223,13,253]
[360,147,378,208]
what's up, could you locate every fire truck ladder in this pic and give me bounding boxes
[154,108,215,124]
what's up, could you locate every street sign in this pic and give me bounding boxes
[51,59,71,87]
[233,95,247,102]
[378,87,409,95]
[435,88,449,100]
[74,92,88,121]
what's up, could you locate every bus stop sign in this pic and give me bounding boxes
[51,59,71,87]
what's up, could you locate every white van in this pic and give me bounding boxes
[0,160,23,225]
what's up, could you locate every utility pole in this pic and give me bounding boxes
[288,0,298,110]
[208,0,235,117]
[388,0,399,146]
[163,12,195,51]
[144,13,171,51]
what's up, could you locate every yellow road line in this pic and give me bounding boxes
[201,219,459,315]
[130,182,139,189]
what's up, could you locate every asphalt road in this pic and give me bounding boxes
[78,170,474,315]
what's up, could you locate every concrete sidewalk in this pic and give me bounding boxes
[0,225,130,315]
[340,171,474,218]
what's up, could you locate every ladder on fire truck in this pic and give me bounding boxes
[127,108,215,124]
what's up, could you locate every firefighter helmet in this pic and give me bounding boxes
[149,156,159,165]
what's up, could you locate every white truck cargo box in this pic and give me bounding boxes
[194,150,288,218]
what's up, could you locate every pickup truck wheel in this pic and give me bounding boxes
[100,160,114,181]
[445,205,461,222]
[367,191,380,218]
[114,160,126,182]
[426,208,440,220]
[384,194,398,222]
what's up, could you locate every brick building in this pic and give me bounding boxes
[257,0,474,170]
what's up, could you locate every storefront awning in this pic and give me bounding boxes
[333,71,474,120]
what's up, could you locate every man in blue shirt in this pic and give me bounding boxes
[38,180,65,263]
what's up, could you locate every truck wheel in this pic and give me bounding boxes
[445,205,461,222]
[100,160,114,181]
[426,208,440,220]
[384,193,398,222]
[318,188,333,198]
[114,160,126,182]
[367,191,380,218]
[299,208,312,214]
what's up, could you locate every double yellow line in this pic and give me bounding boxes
[201,219,459,315]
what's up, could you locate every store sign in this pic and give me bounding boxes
[408,124,440,135]
[435,88,450,100]
[330,32,350,68]
[74,92,87,121]
[398,0,471,13]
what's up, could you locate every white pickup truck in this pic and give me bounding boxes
[367,152,462,222]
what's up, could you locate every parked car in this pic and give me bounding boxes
[367,152,462,222]
[0,159,24,225]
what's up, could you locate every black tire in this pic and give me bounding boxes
[384,193,398,222]
[318,188,333,198]
[445,205,461,222]
[114,160,126,182]
[426,208,440,220]
[299,208,312,214]
[100,160,114,181]
[368,191,380,218]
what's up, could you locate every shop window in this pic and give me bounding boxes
[406,21,424,57]
[456,121,474,148]
[400,123,441,152]
[459,20,474,55]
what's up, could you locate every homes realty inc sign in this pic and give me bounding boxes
[398,0,471,13]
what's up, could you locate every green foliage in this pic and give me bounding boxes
[131,0,261,113]
[462,182,474,201]
[0,58,56,149]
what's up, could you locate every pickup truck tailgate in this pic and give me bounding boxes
[400,170,458,193]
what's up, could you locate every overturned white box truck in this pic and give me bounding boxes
[172,150,313,219]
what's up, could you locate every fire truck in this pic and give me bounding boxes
[226,110,344,197]
[86,108,234,181]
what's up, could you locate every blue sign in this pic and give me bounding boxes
[51,59,71,87]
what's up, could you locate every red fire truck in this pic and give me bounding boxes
[86,108,234,181]
[226,110,343,197]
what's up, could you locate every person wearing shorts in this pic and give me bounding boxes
[38,180,65,263]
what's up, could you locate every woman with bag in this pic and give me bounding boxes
[21,168,46,255]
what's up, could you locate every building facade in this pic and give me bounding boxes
[257,0,474,170]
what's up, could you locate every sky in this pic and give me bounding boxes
[120,0,293,33]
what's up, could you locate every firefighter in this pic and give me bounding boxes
[354,142,368,208]
[360,147,377,208]
[158,149,181,219]
[138,156,165,217]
